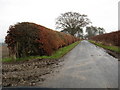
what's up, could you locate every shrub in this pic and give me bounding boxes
[5,22,80,58]
[89,31,120,47]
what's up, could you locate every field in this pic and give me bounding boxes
[0,45,9,58]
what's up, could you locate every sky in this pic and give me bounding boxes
[0,0,119,42]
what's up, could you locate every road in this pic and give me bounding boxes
[39,40,118,88]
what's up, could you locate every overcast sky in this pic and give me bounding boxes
[0,0,119,42]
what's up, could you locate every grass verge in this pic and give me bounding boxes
[2,41,80,62]
[89,40,120,53]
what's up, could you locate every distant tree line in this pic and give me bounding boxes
[55,12,106,39]
[85,26,105,38]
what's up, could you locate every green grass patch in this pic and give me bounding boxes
[89,40,120,53]
[2,41,80,62]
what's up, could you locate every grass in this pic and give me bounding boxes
[89,40,120,53]
[2,41,80,62]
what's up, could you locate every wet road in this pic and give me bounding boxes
[40,40,118,88]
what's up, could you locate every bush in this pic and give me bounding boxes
[5,22,80,58]
[89,31,120,47]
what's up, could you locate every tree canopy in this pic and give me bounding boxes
[56,12,91,37]
[85,26,105,38]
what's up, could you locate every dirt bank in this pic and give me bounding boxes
[2,58,64,87]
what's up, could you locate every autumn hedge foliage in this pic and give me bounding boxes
[5,22,79,58]
[89,30,120,47]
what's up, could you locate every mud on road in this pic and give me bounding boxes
[2,58,64,87]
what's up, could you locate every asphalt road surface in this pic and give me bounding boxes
[40,40,118,88]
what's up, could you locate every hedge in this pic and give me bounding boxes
[5,22,80,58]
[89,30,120,47]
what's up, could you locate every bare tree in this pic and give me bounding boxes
[56,12,91,37]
